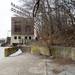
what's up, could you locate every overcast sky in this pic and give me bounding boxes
[0,0,74,39]
[0,0,20,39]
[0,0,11,39]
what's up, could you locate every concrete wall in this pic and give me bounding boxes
[11,17,34,35]
[4,46,31,57]
[4,47,18,57]
[11,35,34,45]
[51,46,75,61]
[21,46,31,52]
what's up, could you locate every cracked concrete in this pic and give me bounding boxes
[0,53,75,75]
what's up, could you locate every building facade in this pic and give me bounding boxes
[11,17,34,45]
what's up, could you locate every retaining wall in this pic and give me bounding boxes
[5,47,18,57]
[51,46,75,61]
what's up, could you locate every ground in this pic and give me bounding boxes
[0,53,75,75]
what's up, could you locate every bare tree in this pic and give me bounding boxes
[33,0,75,47]
[11,0,75,48]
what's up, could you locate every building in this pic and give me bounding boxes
[11,17,34,45]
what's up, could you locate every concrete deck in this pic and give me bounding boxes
[0,53,75,75]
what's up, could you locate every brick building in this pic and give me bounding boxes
[11,17,34,45]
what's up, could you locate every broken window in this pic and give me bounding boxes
[18,36,21,39]
[14,36,17,39]
[25,36,27,39]
[29,36,31,40]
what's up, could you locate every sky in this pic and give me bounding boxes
[0,0,20,39]
[0,0,11,39]
[0,0,74,39]
[0,0,54,39]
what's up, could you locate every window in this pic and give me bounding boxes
[25,26,31,33]
[14,21,21,25]
[29,36,31,40]
[18,36,21,39]
[25,36,27,39]
[14,25,21,33]
[14,36,17,39]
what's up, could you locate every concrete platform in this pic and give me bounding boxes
[0,53,75,75]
